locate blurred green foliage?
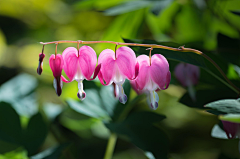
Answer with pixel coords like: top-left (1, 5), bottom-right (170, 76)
top-left (0, 0), bottom-right (240, 158)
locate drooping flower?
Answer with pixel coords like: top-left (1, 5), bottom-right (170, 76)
top-left (174, 63), bottom-right (200, 101)
top-left (60, 46), bottom-right (100, 100)
top-left (174, 63), bottom-right (200, 87)
top-left (130, 54), bottom-right (171, 110)
top-left (222, 120), bottom-right (240, 139)
top-left (49, 54), bottom-right (64, 96)
top-left (37, 53), bottom-right (45, 75)
top-left (98, 46), bottom-right (138, 104)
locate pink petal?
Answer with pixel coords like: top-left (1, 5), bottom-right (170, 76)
top-left (174, 63), bottom-right (200, 87)
top-left (98, 71), bottom-right (108, 86)
top-left (62, 47), bottom-right (79, 81)
top-left (101, 58), bottom-right (116, 85)
top-left (88, 64), bottom-right (101, 81)
top-left (130, 80), bottom-right (142, 95)
top-left (61, 75), bottom-right (71, 83)
top-left (135, 62), bottom-right (139, 78)
top-left (78, 46), bottom-right (97, 80)
top-left (98, 49), bottom-right (116, 85)
top-left (49, 54), bottom-right (63, 78)
top-left (135, 55), bottom-right (150, 90)
top-left (37, 53), bottom-right (45, 75)
top-left (98, 49), bottom-right (115, 64)
top-left (150, 54), bottom-right (170, 90)
top-left (116, 46), bottom-right (137, 80)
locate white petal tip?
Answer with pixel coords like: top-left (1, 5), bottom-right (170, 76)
top-left (119, 94), bottom-right (127, 104)
top-left (150, 102), bottom-right (158, 110)
top-left (77, 92), bottom-right (86, 101)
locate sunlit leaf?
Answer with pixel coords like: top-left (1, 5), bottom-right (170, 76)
top-left (219, 114), bottom-right (240, 123)
top-left (67, 88), bottom-right (109, 119)
top-left (67, 80), bottom-right (139, 121)
top-left (150, 0), bottom-right (173, 16)
top-left (205, 98), bottom-right (240, 114)
top-left (104, 1), bottom-right (151, 16)
top-left (0, 74), bottom-right (38, 117)
top-left (0, 148), bottom-right (28, 159)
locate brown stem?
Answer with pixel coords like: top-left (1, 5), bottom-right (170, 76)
top-left (146, 47), bottom-right (153, 66)
top-left (55, 43), bottom-right (58, 56)
top-left (41, 44), bottom-right (45, 54)
top-left (40, 40), bottom-right (240, 94)
top-left (115, 44), bottom-right (118, 60)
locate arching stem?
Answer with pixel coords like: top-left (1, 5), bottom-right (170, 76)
top-left (40, 40), bottom-right (240, 94)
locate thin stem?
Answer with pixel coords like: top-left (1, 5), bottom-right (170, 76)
top-left (147, 47), bottom-right (153, 66)
top-left (104, 133), bottom-right (117, 159)
top-left (55, 43), bottom-right (58, 56)
top-left (115, 44), bottom-right (118, 60)
top-left (40, 40), bottom-right (240, 94)
top-left (201, 54), bottom-right (240, 93)
top-left (41, 44), bottom-right (45, 54)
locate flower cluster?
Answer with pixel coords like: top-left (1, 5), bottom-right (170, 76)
top-left (38, 45), bottom-right (171, 109)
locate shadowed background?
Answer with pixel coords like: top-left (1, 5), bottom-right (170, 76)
top-left (0, 0), bottom-right (240, 159)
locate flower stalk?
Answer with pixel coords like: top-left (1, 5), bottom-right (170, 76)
top-left (104, 133), bottom-right (117, 159)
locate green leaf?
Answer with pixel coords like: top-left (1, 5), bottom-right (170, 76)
top-left (104, 1), bottom-right (152, 16)
top-left (205, 98), bottom-right (240, 114)
top-left (230, 10), bottom-right (240, 16)
top-left (106, 111), bottom-right (168, 159)
top-left (0, 148), bottom-right (28, 159)
top-left (211, 124), bottom-right (228, 139)
top-left (0, 102), bottom-right (22, 144)
top-left (0, 73), bottom-right (38, 117)
top-left (180, 88), bottom-right (236, 109)
top-left (217, 33), bottom-right (240, 66)
top-left (67, 81), bottom-right (140, 121)
top-left (67, 89), bottom-right (109, 119)
top-left (0, 102), bottom-right (47, 156)
top-left (0, 141), bottom-right (21, 154)
top-left (206, 109), bottom-right (227, 116)
top-left (150, 0), bottom-right (173, 16)
top-left (22, 113), bottom-right (48, 156)
top-left (219, 114), bottom-right (240, 123)
top-left (31, 143), bottom-right (69, 159)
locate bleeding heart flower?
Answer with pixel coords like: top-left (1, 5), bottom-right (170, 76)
top-left (174, 63), bottom-right (200, 101)
top-left (221, 120), bottom-right (240, 153)
top-left (174, 63), bottom-right (199, 87)
top-left (131, 54), bottom-right (171, 110)
top-left (37, 53), bottom-right (45, 75)
top-left (222, 120), bottom-right (240, 139)
top-left (60, 46), bottom-right (100, 100)
top-left (98, 46), bottom-right (138, 104)
top-left (49, 54), bottom-right (64, 96)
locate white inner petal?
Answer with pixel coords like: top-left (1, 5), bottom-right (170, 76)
top-left (77, 80), bottom-right (86, 100)
top-left (113, 65), bottom-right (125, 85)
top-left (53, 78), bottom-right (63, 90)
top-left (146, 91), bottom-right (159, 110)
top-left (116, 84), bottom-right (127, 104)
top-left (74, 65), bottom-right (85, 81)
top-left (144, 78), bottom-right (158, 92)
